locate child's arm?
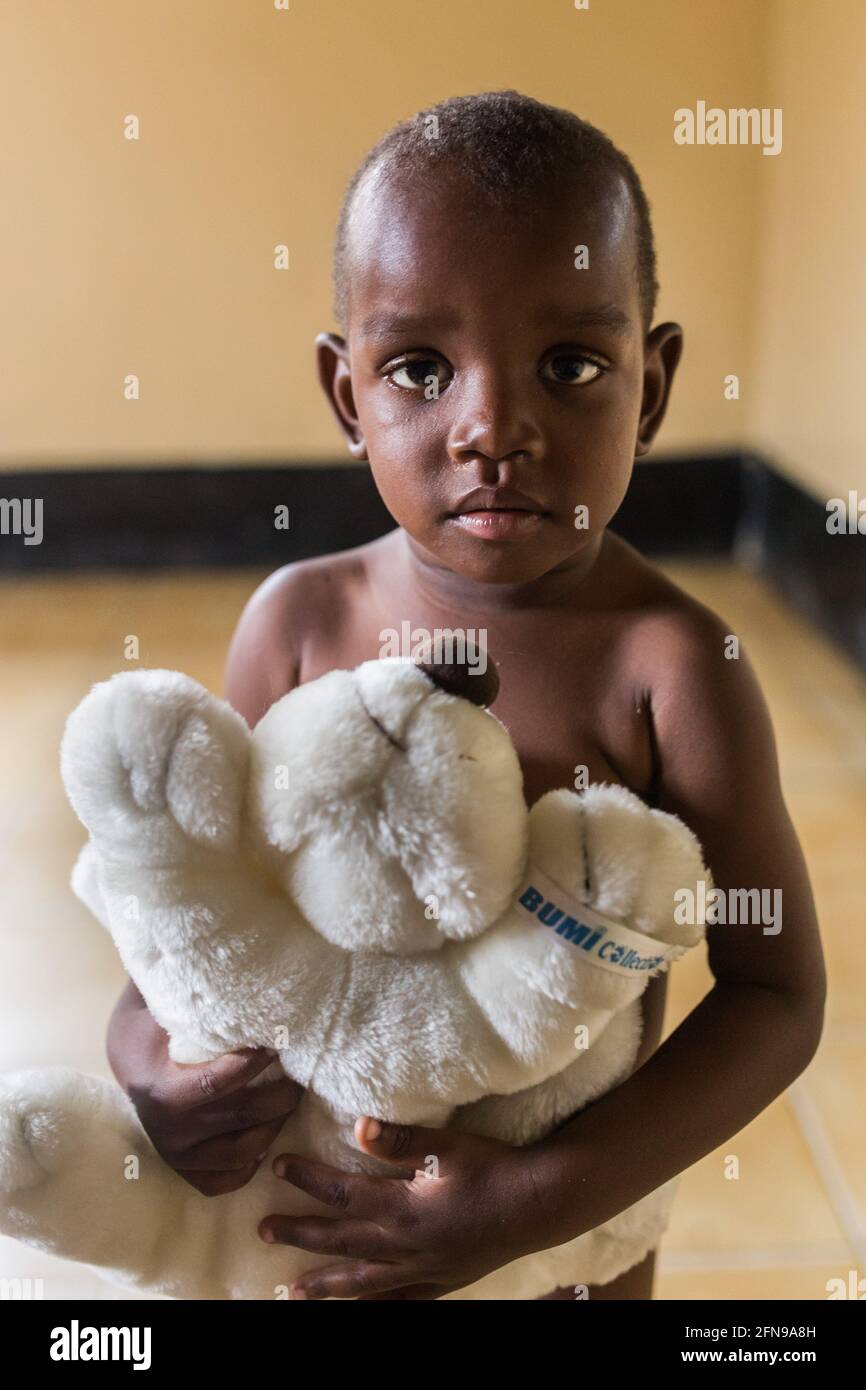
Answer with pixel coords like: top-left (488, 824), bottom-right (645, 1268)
top-left (259, 611), bottom-right (826, 1300)
top-left (523, 613), bottom-right (826, 1236)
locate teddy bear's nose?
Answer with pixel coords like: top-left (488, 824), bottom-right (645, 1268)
top-left (415, 646), bottom-right (499, 708)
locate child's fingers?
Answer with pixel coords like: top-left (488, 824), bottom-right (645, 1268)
top-left (172, 1119), bottom-right (284, 1172)
top-left (163, 1046), bottom-right (281, 1110)
top-left (356, 1284), bottom-right (442, 1300)
top-left (353, 1115), bottom-right (469, 1171)
top-left (258, 1215), bottom-right (395, 1259)
top-left (286, 1261), bottom-right (409, 1301)
top-left (271, 1152), bottom-right (399, 1221)
top-left (151, 1083), bottom-right (299, 1158)
top-left (190, 1077), bottom-right (303, 1135)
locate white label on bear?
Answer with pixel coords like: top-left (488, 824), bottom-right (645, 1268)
top-left (516, 863), bottom-right (686, 978)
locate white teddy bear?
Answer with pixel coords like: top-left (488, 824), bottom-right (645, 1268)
top-left (0, 655), bottom-right (710, 1300)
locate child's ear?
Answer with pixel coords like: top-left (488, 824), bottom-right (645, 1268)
top-left (314, 331), bottom-right (368, 461)
top-left (635, 321), bottom-right (683, 458)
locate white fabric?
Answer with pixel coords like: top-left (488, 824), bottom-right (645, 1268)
top-left (0, 662), bottom-right (710, 1299)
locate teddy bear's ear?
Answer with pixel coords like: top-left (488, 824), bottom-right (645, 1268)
top-left (163, 703), bottom-right (251, 852)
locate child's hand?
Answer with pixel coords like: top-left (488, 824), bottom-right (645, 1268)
top-left (107, 980), bottom-right (303, 1196)
top-left (259, 1119), bottom-right (561, 1299)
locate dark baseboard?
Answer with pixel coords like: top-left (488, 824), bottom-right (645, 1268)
top-left (613, 453), bottom-right (743, 556)
top-left (0, 466), bottom-right (395, 573)
top-left (736, 455), bottom-right (866, 674)
top-left (0, 452), bottom-right (863, 672)
top-left (0, 454), bottom-right (743, 572)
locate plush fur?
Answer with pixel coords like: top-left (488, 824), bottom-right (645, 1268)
top-left (0, 660), bottom-right (711, 1299)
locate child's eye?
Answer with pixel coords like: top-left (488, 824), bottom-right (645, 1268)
top-left (386, 358), bottom-right (452, 394)
top-left (542, 354), bottom-right (605, 386)
top-left (383, 352), bottom-right (605, 393)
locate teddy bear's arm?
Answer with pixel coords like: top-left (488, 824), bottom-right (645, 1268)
top-left (446, 788), bottom-right (709, 1099)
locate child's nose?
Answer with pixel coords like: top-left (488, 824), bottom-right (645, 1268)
top-left (447, 371), bottom-right (544, 467)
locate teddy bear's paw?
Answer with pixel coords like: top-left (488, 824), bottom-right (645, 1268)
top-left (528, 784), bottom-right (652, 914)
top-left (637, 807), bottom-right (711, 947)
top-left (61, 669), bottom-right (250, 855)
top-left (0, 1070), bottom-right (166, 1266)
top-left (528, 785), bottom-right (709, 949)
top-left (0, 1069), bottom-right (134, 1203)
top-left (578, 784), bottom-right (709, 946)
top-left (0, 1083), bottom-right (52, 1199)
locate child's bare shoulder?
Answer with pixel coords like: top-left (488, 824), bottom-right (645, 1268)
top-left (612, 540), bottom-right (822, 1008)
top-left (610, 538), bottom-right (779, 820)
top-left (608, 536), bottom-right (741, 680)
top-left (223, 541), bottom-right (376, 724)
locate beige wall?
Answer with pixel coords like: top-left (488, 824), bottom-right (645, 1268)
top-left (0, 0), bottom-right (859, 501)
top-left (751, 0), bottom-right (866, 499)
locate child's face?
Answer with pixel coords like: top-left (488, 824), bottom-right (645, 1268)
top-left (318, 165), bottom-right (682, 586)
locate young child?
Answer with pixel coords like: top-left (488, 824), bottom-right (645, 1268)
top-left (106, 90), bottom-right (826, 1301)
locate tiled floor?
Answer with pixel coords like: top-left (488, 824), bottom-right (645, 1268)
top-left (0, 561), bottom-right (863, 1301)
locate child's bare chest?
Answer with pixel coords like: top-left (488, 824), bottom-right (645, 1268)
top-left (296, 555), bottom-right (657, 811)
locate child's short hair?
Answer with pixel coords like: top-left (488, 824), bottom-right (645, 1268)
top-left (332, 88), bottom-right (658, 336)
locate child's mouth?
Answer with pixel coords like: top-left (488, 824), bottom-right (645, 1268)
top-left (449, 508), bottom-right (549, 540)
top-left (448, 487), bottom-right (551, 540)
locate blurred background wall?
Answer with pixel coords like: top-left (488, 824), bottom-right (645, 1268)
top-left (1, 0), bottom-right (863, 499)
